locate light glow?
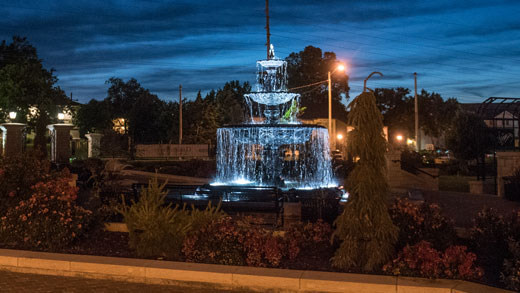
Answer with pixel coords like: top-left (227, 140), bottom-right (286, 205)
top-left (8, 112), bottom-right (16, 120)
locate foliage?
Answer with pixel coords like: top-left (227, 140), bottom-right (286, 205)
top-left (74, 99), bottom-right (112, 136)
top-left (0, 170), bottom-right (92, 250)
top-left (332, 91), bottom-right (398, 271)
top-left (389, 197), bottom-right (457, 251)
top-left (285, 46), bottom-right (349, 121)
top-left (501, 240), bottom-right (520, 291)
top-left (0, 151), bottom-right (54, 214)
top-left (183, 218), bottom-right (332, 268)
top-left (182, 216), bottom-right (246, 265)
top-left (284, 220), bottom-right (333, 259)
top-left (117, 177), bottom-right (224, 260)
top-left (0, 36), bottom-right (71, 151)
top-left (470, 208), bottom-right (520, 286)
top-left (374, 88), bottom-right (459, 146)
top-left (383, 241), bottom-right (484, 280)
top-left (504, 167), bottom-right (520, 201)
top-left (446, 111), bottom-right (495, 162)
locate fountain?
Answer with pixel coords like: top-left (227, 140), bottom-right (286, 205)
top-left (211, 45), bottom-right (336, 190)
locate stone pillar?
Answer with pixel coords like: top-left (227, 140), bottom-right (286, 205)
top-left (283, 202), bottom-right (301, 228)
top-left (497, 152), bottom-right (520, 197)
top-left (47, 124), bottom-right (74, 164)
top-left (85, 133), bottom-right (103, 158)
top-left (0, 123), bottom-right (27, 156)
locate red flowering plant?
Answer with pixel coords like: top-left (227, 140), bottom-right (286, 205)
top-left (284, 219), bottom-right (333, 260)
top-left (389, 197), bottom-right (457, 251)
top-left (383, 241), bottom-right (484, 280)
top-left (0, 151), bottom-right (53, 214)
top-left (183, 216), bottom-right (304, 268)
top-left (0, 169), bottom-right (92, 251)
top-left (182, 216), bottom-right (246, 265)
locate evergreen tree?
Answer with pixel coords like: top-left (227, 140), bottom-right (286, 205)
top-left (332, 91), bottom-right (398, 271)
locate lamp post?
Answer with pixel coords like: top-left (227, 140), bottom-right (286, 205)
top-left (328, 64), bottom-right (345, 147)
top-left (363, 71), bottom-right (383, 92)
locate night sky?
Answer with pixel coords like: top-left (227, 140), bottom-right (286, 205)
top-left (2, 0), bottom-right (520, 104)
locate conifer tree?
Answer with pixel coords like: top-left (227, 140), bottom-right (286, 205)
top-left (332, 91), bottom-right (398, 271)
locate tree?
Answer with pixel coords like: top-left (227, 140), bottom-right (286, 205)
top-left (74, 99), bottom-right (112, 136)
top-left (0, 36), bottom-right (69, 152)
top-left (446, 111), bottom-right (495, 162)
top-left (286, 46), bottom-right (349, 122)
top-left (374, 88), bottom-right (459, 146)
top-left (374, 87), bottom-right (414, 139)
top-left (332, 91), bottom-right (397, 271)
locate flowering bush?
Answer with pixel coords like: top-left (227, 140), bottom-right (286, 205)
top-left (284, 220), bottom-right (333, 259)
top-left (502, 240), bottom-right (520, 291)
top-left (0, 152), bottom-right (53, 213)
top-left (182, 216), bottom-right (322, 268)
top-left (0, 170), bottom-right (92, 250)
top-left (383, 241), bottom-right (483, 280)
top-left (389, 197), bottom-right (457, 250)
top-left (182, 216), bottom-right (246, 265)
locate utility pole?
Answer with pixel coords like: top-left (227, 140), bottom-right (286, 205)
top-left (179, 85), bottom-right (182, 145)
top-left (414, 73), bottom-right (420, 152)
top-left (265, 0), bottom-right (270, 60)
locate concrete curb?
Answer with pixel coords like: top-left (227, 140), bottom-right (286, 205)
top-left (0, 249), bottom-right (511, 293)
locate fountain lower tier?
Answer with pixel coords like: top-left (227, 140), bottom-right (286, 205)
top-left (214, 124), bottom-right (336, 189)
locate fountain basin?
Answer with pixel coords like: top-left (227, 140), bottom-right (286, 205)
top-left (215, 124), bottom-right (335, 189)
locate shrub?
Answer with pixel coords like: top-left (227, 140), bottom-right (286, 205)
top-left (183, 216), bottom-right (246, 265)
top-left (384, 241), bottom-right (483, 280)
top-left (389, 197), bottom-right (457, 251)
top-left (0, 170), bottom-right (92, 250)
top-left (504, 167), bottom-right (520, 201)
top-left (501, 240), bottom-right (520, 291)
top-left (183, 216), bottom-right (309, 268)
top-left (117, 177), bottom-right (224, 260)
top-left (0, 151), bottom-right (52, 213)
top-left (285, 220), bottom-right (333, 259)
top-left (470, 208), bottom-right (509, 263)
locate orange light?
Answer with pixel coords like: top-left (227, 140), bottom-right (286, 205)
top-left (396, 135), bottom-right (403, 141)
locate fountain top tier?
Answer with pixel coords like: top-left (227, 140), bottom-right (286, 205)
top-left (245, 45), bottom-right (300, 108)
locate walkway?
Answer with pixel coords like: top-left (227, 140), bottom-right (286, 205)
top-left (0, 270), bottom-right (239, 293)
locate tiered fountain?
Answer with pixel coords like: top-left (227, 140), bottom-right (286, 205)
top-left (211, 45), bottom-right (336, 191)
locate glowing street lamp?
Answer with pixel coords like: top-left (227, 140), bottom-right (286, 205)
top-left (396, 134), bottom-right (403, 142)
top-left (57, 113), bottom-right (65, 121)
top-left (337, 133), bottom-right (344, 140)
top-left (8, 112), bottom-right (17, 120)
top-left (328, 63), bottom-right (346, 145)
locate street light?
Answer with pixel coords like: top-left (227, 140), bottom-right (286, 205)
top-left (396, 134), bottom-right (403, 142)
top-left (328, 64), bottom-right (346, 147)
top-left (337, 133), bottom-right (343, 140)
top-left (8, 112), bottom-right (17, 120)
top-left (57, 113), bottom-right (65, 121)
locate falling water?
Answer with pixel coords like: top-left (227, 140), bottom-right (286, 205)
top-left (213, 45), bottom-right (336, 189)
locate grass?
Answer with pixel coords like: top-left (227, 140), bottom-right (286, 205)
top-left (438, 175), bottom-right (474, 193)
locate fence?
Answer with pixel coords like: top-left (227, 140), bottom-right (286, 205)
top-left (135, 144), bottom-right (209, 159)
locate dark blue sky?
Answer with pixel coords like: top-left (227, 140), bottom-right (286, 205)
top-left (2, 0), bottom-right (520, 104)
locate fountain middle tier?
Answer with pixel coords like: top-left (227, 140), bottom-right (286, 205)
top-left (215, 124), bottom-right (336, 189)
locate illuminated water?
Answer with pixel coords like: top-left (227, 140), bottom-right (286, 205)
top-left (213, 45), bottom-right (335, 189)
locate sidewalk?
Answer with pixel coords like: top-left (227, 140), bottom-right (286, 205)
top-left (0, 270), bottom-right (236, 292)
